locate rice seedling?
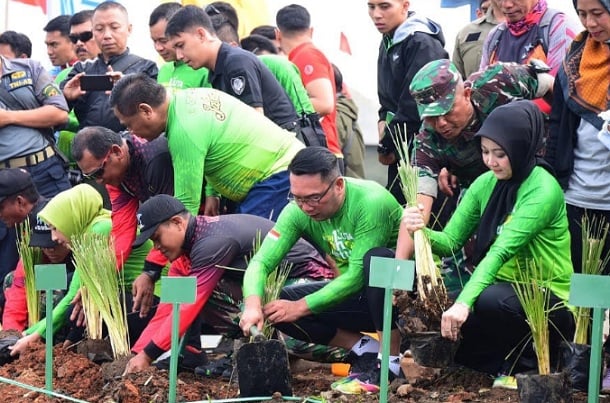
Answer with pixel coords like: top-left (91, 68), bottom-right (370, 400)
top-left (573, 214), bottom-right (610, 344)
top-left (393, 126), bottom-right (448, 316)
top-left (70, 233), bottom-right (130, 358)
top-left (16, 219), bottom-right (42, 327)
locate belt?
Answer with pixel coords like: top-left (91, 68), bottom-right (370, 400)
top-left (1, 145), bottom-right (55, 168)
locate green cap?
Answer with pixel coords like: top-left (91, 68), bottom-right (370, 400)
top-left (409, 59), bottom-right (460, 118)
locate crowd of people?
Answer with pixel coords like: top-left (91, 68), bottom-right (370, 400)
top-left (0, 0), bottom-right (608, 397)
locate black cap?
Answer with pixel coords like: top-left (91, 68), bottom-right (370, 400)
top-left (0, 168), bottom-right (35, 203)
top-left (133, 194), bottom-right (187, 248)
top-left (29, 200), bottom-right (55, 248)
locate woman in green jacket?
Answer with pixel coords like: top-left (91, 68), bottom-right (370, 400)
top-left (10, 184), bottom-right (153, 355)
top-left (402, 101), bottom-right (574, 380)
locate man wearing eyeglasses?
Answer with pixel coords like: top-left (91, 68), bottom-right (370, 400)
top-left (69, 10), bottom-right (101, 63)
top-left (240, 146), bottom-right (405, 389)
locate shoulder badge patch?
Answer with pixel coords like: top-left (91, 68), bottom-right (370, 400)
top-left (230, 76), bottom-right (245, 95)
top-left (42, 83), bottom-right (61, 97)
top-left (304, 64), bottom-right (314, 75)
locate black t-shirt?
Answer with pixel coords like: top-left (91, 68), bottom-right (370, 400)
top-left (209, 43), bottom-right (298, 127)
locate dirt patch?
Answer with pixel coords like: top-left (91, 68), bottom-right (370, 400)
top-left (0, 340), bottom-right (607, 402)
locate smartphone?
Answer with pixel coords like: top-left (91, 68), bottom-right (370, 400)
top-left (80, 74), bottom-right (114, 91)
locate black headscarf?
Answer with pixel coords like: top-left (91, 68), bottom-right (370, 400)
top-left (472, 100), bottom-right (552, 264)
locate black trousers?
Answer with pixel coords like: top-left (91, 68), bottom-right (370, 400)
top-left (455, 282), bottom-right (574, 375)
top-left (273, 247), bottom-right (398, 345)
top-left (566, 204), bottom-right (610, 275)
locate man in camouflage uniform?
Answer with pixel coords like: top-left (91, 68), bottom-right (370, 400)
top-left (395, 59), bottom-right (554, 274)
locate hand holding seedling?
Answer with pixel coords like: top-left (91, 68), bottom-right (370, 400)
top-left (401, 205), bottom-right (425, 234)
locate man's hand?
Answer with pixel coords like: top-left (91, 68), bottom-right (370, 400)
top-left (239, 296), bottom-right (264, 336)
top-left (9, 333), bottom-right (41, 356)
top-left (440, 303), bottom-right (470, 342)
top-left (62, 72), bottom-right (87, 101)
top-left (378, 152), bottom-right (397, 166)
top-left (132, 273), bottom-right (155, 318)
top-left (69, 290), bottom-right (85, 326)
top-left (438, 168), bottom-right (458, 197)
top-left (123, 352), bottom-right (152, 375)
top-left (263, 299), bottom-right (309, 324)
top-left (203, 196), bottom-right (220, 216)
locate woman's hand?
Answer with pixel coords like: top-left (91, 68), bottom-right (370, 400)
top-left (401, 205), bottom-right (425, 234)
top-left (441, 303), bottom-right (470, 341)
top-left (9, 333), bottom-right (41, 356)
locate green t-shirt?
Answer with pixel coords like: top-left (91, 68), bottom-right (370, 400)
top-left (157, 61), bottom-right (210, 90)
top-left (259, 54), bottom-right (315, 115)
top-left (243, 178), bottom-right (403, 313)
top-left (166, 88), bottom-right (304, 214)
top-left (27, 185), bottom-right (152, 336)
top-left (427, 166), bottom-right (573, 308)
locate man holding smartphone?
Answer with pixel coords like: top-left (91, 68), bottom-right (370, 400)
top-left (60, 1), bottom-right (157, 132)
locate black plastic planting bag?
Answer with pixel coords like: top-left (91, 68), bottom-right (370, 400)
top-left (0, 335), bottom-right (19, 365)
top-left (560, 341), bottom-right (602, 391)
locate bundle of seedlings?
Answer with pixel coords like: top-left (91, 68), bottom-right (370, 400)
top-left (70, 233), bottom-right (129, 359)
top-left (16, 219), bottom-right (42, 327)
top-left (513, 260), bottom-right (571, 402)
top-left (563, 214), bottom-right (610, 390)
top-left (394, 134), bottom-right (448, 322)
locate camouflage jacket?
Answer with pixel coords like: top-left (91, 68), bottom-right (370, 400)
top-left (415, 62), bottom-right (540, 198)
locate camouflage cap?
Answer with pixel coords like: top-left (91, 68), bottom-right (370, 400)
top-left (409, 59), bottom-right (460, 118)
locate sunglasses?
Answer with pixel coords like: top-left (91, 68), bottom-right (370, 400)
top-left (82, 152), bottom-right (110, 180)
top-left (69, 31), bottom-right (93, 44)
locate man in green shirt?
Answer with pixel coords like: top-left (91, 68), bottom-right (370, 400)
top-left (109, 73), bottom-right (304, 220)
top-left (149, 3), bottom-right (210, 90)
top-left (240, 147), bottom-right (404, 390)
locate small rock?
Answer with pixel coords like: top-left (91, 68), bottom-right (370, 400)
top-left (396, 383), bottom-right (414, 397)
top-left (400, 356), bottom-right (441, 383)
top-left (447, 391), bottom-right (477, 402)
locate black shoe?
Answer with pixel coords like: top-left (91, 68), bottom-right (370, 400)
top-left (346, 352), bottom-right (378, 379)
top-left (194, 356), bottom-right (233, 378)
top-left (154, 345), bottom-right (208, 373)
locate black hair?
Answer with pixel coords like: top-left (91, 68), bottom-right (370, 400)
top-left (211, 14), bottom-right (239, 44)
top-left (332, 63), bottom-right (343, 94)
top-left (72, 126), bottom-right (122, 161)
top-left (240, 34), bottom-right (278, 55)
top-left (94, 1), bottom-right (128, 16)
top-left (4, 185), bottom-right (40, 204)
top-left (479, 0), bottom-right (488, 7)
top-left (69, 10), bottom-right (94, 27)
top-left (43, 15), bottom-right (71, 37)
top-left (109, 73), bottom-right (166, 117)
top-left (276, 4), bottom-right (310, 34)
top-left (166, 5), bottom-right (214, 37)
top-left (149, 2), bottom-right (182, 27)
top-left (0, 31), bottom-right (32, 58)
top-left (205, 1), bottom-right (239, 32)
top-left (288, 147), bottom-right (340, 181)
top-left (250, 25), bottom-right (276, 41)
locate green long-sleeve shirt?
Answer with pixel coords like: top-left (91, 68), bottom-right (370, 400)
top-left (427, 166), bottom-right (573, 308)
top-left (243, 178), bottom-right (402, 313)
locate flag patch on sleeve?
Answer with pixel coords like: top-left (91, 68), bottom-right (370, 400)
top-left (268, 228), bottom-right (280, 241)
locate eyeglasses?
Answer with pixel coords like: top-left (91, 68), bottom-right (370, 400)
top-left (69, 31), bottom-right (93, 44)
top-left (82, 152), bottom-right (110, 180)
top-left (287, 176), bottom-right (338, 206)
